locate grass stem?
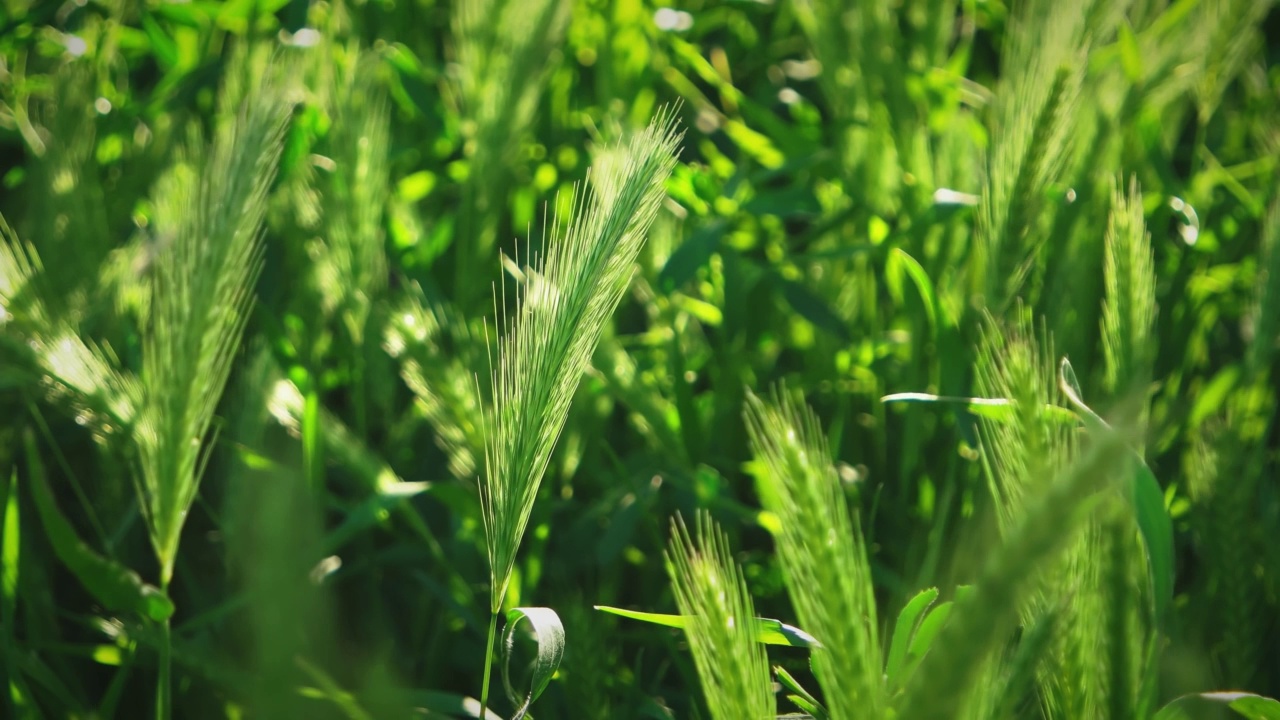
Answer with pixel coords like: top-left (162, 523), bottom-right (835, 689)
top-left (479, 609), bottom-right (498, 720)
top-left (156, 578), bottom-right (172, 720)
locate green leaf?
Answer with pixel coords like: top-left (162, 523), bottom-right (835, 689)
top-left (885, 588), bottom-right (938, 688)
top-left (1155, 692), bottom-right (1280, 720)
top-left (399, 690), bottom-right (506, 720)
top-left (501, 607), bottom-right (565, 720)
top-left (884, 248), bottom-right (940, 333)
top-left (659, 220), bottom-right (724, 291)
top-left (1, 466), bottom-right (23, 716)
top-left (321, 481), bottom-right (433, 553)
top-left (741, 186), bottom-right (822, 218)
top-left (140, 13), bottom-right (178, 70)
top-left (901, 600), bottom-right (954, 683)
top-left (150, 2), bottom-right (219, 28)
top-left (23, 431), bottom-right (174, 622)
top-left (778, 278), bottom-right (851, 342)
top-left (774, 665), bottom-right (827, 719)
top-left (881, 392), bottom-right (1079, 425)
top-left (593, 605), bottom-right (821, 648)
top-left (1116, 21), bottom-right (1144, 83)
top-left (1058, 358), bottom-right (1174, 624)
top-left (1, 468), bottom-right (17, 606)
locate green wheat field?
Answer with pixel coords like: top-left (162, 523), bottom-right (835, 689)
top-left (1, 0), bottom-right (1278, 718)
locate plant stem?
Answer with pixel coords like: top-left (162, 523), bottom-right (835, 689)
top-left (156, 576), bottom-right (172, 720)
top-left (479, 609), bottom-right (498, 720)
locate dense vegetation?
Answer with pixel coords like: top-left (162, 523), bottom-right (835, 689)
top-left (1, 0), bottom-right (1278, 718)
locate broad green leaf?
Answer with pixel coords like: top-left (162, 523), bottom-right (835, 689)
top-left (1228, 695), bottom-right (1280, 719)
top-left (150, 2), bottom-right (220, 28)
top-left (1059, 358), bottom-right (1174, 624)
top-left (501, 607), bottom-right (565, 720)
top-left (722, 119), bottom-right (785, 169)
top-left (671, 292), bottom-right (723, 326)
top-left (1116, 21), bottom-right (1144, 83)
top-left (140, 13), bottom-right (178, 70)
top-left (23, 432), bottom-right (174, 623)
top-left (594, 605), bottom-right (821, 648)
top-left (741, 186), bottom-right (823, 219)
top-left (1155, 692), bottom-right (1280, 720)
top-left (1188, 365), bottom-right (1240, 429)
top-left (885, 588), bottom-right (938, 687)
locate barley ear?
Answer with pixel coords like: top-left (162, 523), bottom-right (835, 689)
top-left (666, 512), bottom-right (776, 720)
top-left (480, 110), bottom-right (682, 613)
top-left (744, 385), bottom-right (883, 716)
top-left (133, 52), bottom-right (292, 583)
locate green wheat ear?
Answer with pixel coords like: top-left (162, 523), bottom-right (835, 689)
top-left (666, 512), bottom-right (776, 720)
top-left (133, 53), bottom-right (293, 585)
top-left (479, 109), bottom-right (682, 615)
top-left (744, 386), bottom-right (883, 717)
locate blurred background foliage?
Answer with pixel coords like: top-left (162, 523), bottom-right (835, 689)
top-left (0, 0), bottom-right (1277, 717)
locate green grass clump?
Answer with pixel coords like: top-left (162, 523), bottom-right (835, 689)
top-left (0, 0), bottom-right (1277, 718)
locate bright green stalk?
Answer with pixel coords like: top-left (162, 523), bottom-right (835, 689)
top-left (665, 512), bottom-right (775, 720)
top-left (478, 110), bottom-right (681, 712)
top-left (744, 386), bottom-right (883, 718)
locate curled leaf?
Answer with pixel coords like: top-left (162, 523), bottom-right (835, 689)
top-left (501, 607), bottom-right (565, 720)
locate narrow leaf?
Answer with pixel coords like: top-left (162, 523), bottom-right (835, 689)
top-left (24, 431), bottom-right (174, 622)
top-left (775, 665), bottom-right (827, 718)
top-left (1059, 358), bottom-right (1174, 624)
top-left (885, 588), bottom-right (938, 687)
top-left (885, 248), bottom-right (939, 333)
top-left (1155, 692), bottom-right (1280, 720)
top-left (593, 605), bottom-right (821, 648)
top-left (881, 392), bottom-right (1079, 425)
top-left (778, 277), bottom-right (851, 342)
top-left (900, 601), bottom-right (955, 683)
